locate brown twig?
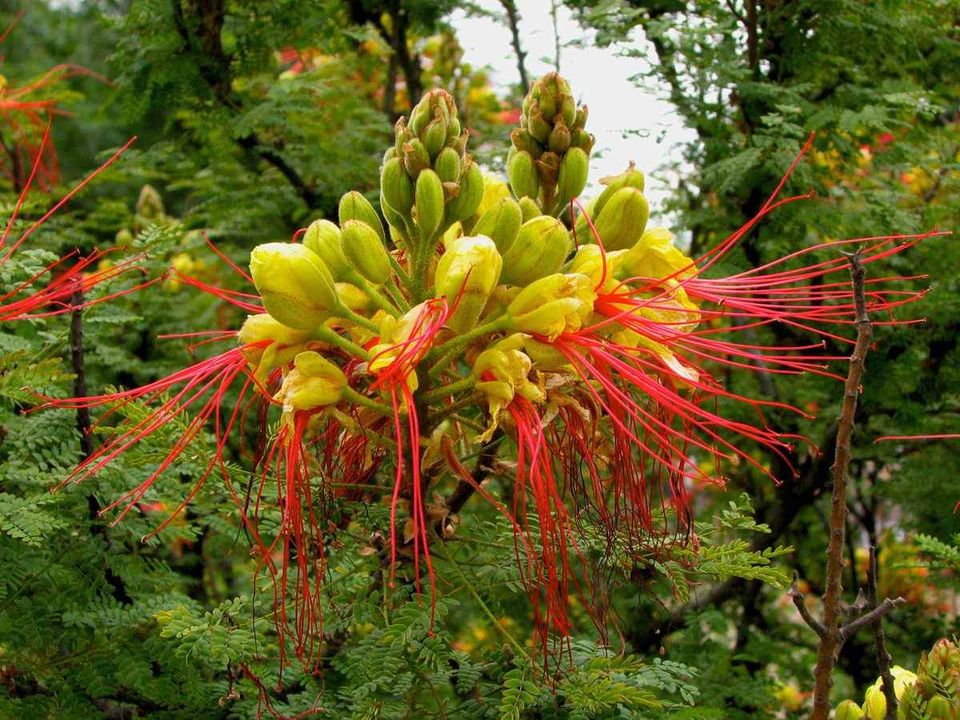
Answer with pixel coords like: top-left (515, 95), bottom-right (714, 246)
top-left (789, 577), bottom-right (826, 638)
top-left (444, 433), bottom-right (503, 517)
top-left (867, 546), bottom-right (899, 719)
top-left (810, 251), bottom-right (872, 719)
top-left (499, 0), bottom-right (529, 90)
top-left (71, 287), bottom-right (131, 606)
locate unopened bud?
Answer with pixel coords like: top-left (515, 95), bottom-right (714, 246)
top-left (136, 184), bottom-right (165, 220)
top-left (444, 160), bottom-right (484, 223)
top-left (303, 219), bottom-right (350, 281)
top-left (471, 197), bottom-right (522, 254)
top-left (339, 191), bottom-right (385, 244)
top-left (594, 163), bottom-right (645, 217)
top-left (340, 220), bottom-right (392, 286)
top-left (501, 216), bottom-right (571, 286)
top-left (508, 150), bottom-right (540, 201)
top-left (402, 139), bottom-right (431, 177)
top-left (518, 197), bottom-right (540, 223)
top-left (381, 157), bottom-right (414, 214)
top-left (414, 169), bottom-right (445, 240)
top-left (593, 186), bottom-right (649, 251)
top-left (250, 242), bottom-right (339, 330)
top-left (548, 118), bottom-right (571, 154)
top-left (555, 147), bottom-right (589, 206)
top-left (435, 236), bottom-right (502, 333)
top-left (434, 147), bottom-right (462, 183)
top-left (834, 700), bottom-right (864, 720)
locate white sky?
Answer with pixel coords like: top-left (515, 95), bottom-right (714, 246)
top-left (452, 0), bottom-right (695, 220)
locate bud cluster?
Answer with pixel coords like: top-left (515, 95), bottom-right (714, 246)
top-left (507, 72), bottom-right (594, 216)
top-left (382, 89), bottom-right (484, 254)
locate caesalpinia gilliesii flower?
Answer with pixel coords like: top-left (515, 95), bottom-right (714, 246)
top-left (44, 74), bottom-right (947, 669)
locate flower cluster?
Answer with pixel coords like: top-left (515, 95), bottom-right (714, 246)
top-left (48, 73), bottom-right (939, 669)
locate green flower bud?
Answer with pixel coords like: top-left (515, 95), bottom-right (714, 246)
top-left (414, 169), bottom-right (445, 240)
top-left (339, 191), bottom-right (385, 244)
top-left (380, 196), bottom-right (410, 242)
top-left (518, 197), bottom-right (541, 223)
top-left (506, 272), bottom-right (596, 340)
top-left (136, 184), bottom-right (165, 220)
top-left (835, 700), bottom-right (864, 720)
top-left (925, 695), bottom-right (954, 720)
top-left (508, 150), bottom-right (540, 201)
top-left (446, 115), bottom-right (461, 142)
top-left (510, 128), bottom-right (542, 157)
top-left (594, 162), bottom-right (645, 216)
top-left (593, 186), bottom-right (649, 251)
top-left (275, 350), bottom-right (347, 417)
top-left (535, 151), bottom-right (561, 189)
top-left (527, 105), bottom-right (551, 144)
top-left (249, 242), bottom-right (339, 330)
top-left (444, 160), bottom-right (484, 223)
top-left (402, 138), bottom-right (431, 178)
top-left (471, 197), bottom-right (522, 254)
top-left (303, 219), bottom-right (350, 281)
top-left (341, 219), bottom-right (392, 285)
top-left (573, 129), bottom-right (595, 154)
top-left (434, 147), bottom-right (462, 183)
top-left (556, 147), bottom-right (589, 206)
top-left (435, 236), bottom-right (502, 333)
top-left (423, 117), bottom-right (448, 158)
top-left (335, 282), bottom-right (370, 313)
top-left (381, 157), bottom-right (414, 214)
top-left (501, 216), bottom-right (572, 286)
top-left (548, 118), bottom-right (571, 154)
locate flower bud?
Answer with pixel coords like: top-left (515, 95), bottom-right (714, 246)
top-left (136, 184), bottom-right (165, 220)
top-left (834, 700), bottom-right (864, 720)
top-left (340, 220), bottom-right (392, 285)
top-left (423, 117), bottom-right (448, 158)
top-left (501, 216), bottom-right (572, 286)
top-left (335, 282), bottom-right (371, 313)
top-left (595, 163), bottom-right (645, 215)
top-left (518, 197), bottom-right (540, 223)
top-left (414, 169), bottom-right (445, 240)
top-left (381, 157), bottom-right (414, 213)
top-left (555, 147), bottom-right (589, 206)
top-left (444, 160), bottom-right (484, 223)
top-left (339, 191), bottom-right (385, 244)
top-left (862, 685), bottom-right (886, 720)
top-left (402, 139), bottom-right (431, 178)
top-left (508, 150), bottom-right (540, 201)
top-left (435, 236), bottom-right (502, 333)
top-left (434, 147), bottom-right (461, 183)
top-left (507, 273), bottom-right (596, 340)
top-left (275, 350), bottom-right (347, 417)
top-left (249, 242), bottom-right (339, 330)
top-left (471, 197), bottom-right (522, 254)
top-left (548, 118), bottom-right (571, 154)
top-left (303, 219), bottom-right (350, 281)
top-left (526, 105), bottom-right (551, 144)
top-left (593, 186), bottom-right (649, 251)
top-left (618, 227), bottom-right (695, 282)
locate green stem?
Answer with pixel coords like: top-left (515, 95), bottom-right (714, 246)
top-left (353, 276), bottom-right (400, 315)
top-left (388, 254), bottom-right (411, 288)
top-left (342, 386), bottom-right (394, 416)
top-left (314, 325), bottom-right (370, 360)
top-left (427, 314), bottom-right (510, 379)
top-left (339, 305), bottom-right (381, 334)
top-left (441, 551), bottom-right (532, 663)
top-left (383, 279), bottom-right (411, 312)
top-left (419, 374), bottom-right (476, 403)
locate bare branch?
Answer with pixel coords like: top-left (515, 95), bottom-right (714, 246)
top-left (789, 578), bottom-right (826, 638)
top-left (810, 251), bottom-right (872, 720)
